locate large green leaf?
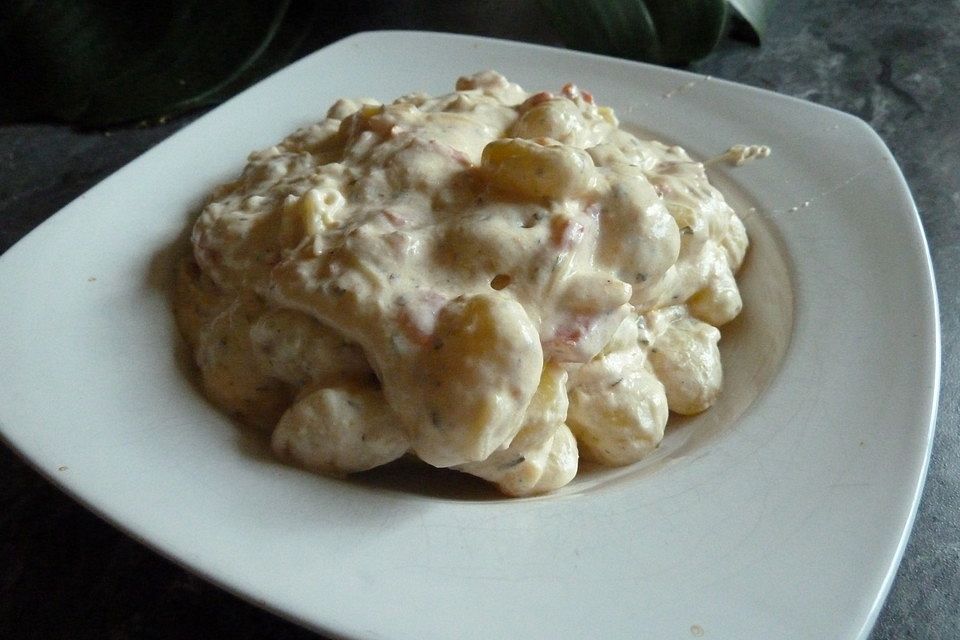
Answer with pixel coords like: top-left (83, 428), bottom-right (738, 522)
top-left (541, 0), bottom-right (661, 62)
top-left (727, 0), bottom-right (776, 42)
top-left (540, 0), bottom-right (728, 66)
top-left (0, 0), bottom-right (300, 126)
top-left (643, 0), bottom-right (730, 64)
top-left (0, 0), bottom-right (776, 127)
top-left (540, 0), bottom-right (777, 65)
top-left (203, 0), bottom-right (323, 109)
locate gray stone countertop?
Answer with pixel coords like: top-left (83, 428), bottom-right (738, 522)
top-left (1, 1), bottom-right (956, 638)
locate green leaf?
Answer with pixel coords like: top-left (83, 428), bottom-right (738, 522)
top-left (540, 0), bottom-right (779, 64)
top-left (0, 0), bottom-right (777, 127)
top-left (0, 0), bottom-right (296, 127)
top-left (540, 0), bottom-right (729, 66)
top-left (727, 0), bottom-right (777, 42)
top-left (541, 0), bottom-right (661, 62)
top-left (200, 0), bottom-right (324, 108)
top-left (643, 0), bottom-right (729, 64)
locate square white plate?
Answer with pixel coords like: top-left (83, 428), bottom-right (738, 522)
top-left (0, 31), bottom-right (939, 639)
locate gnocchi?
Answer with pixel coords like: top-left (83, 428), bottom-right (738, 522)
top-left (175, 72), bottom-right (752, 496)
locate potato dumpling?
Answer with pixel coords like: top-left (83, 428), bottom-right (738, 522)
top-left (177, 71), bottom-right (751, 495)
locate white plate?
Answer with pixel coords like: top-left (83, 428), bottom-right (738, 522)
top-left (0, 31), bottom-right (940, 639)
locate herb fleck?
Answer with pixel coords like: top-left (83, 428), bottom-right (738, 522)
top-left (501, 455), bottom-right (526, 469)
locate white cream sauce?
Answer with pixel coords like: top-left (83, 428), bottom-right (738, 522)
top-left (175, 72), bottom-right (750, 496)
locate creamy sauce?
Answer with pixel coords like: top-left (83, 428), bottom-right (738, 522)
top-left (707, 144), bottom-right (771, 167)
top-left (174, 72), bottom-right (750, 496)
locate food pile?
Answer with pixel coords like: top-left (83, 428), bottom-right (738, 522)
top-left (175, 72), bottom-right (748, 496)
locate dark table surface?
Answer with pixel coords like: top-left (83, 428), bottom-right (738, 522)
top-left (2, 1), bottom-right (957, 638)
